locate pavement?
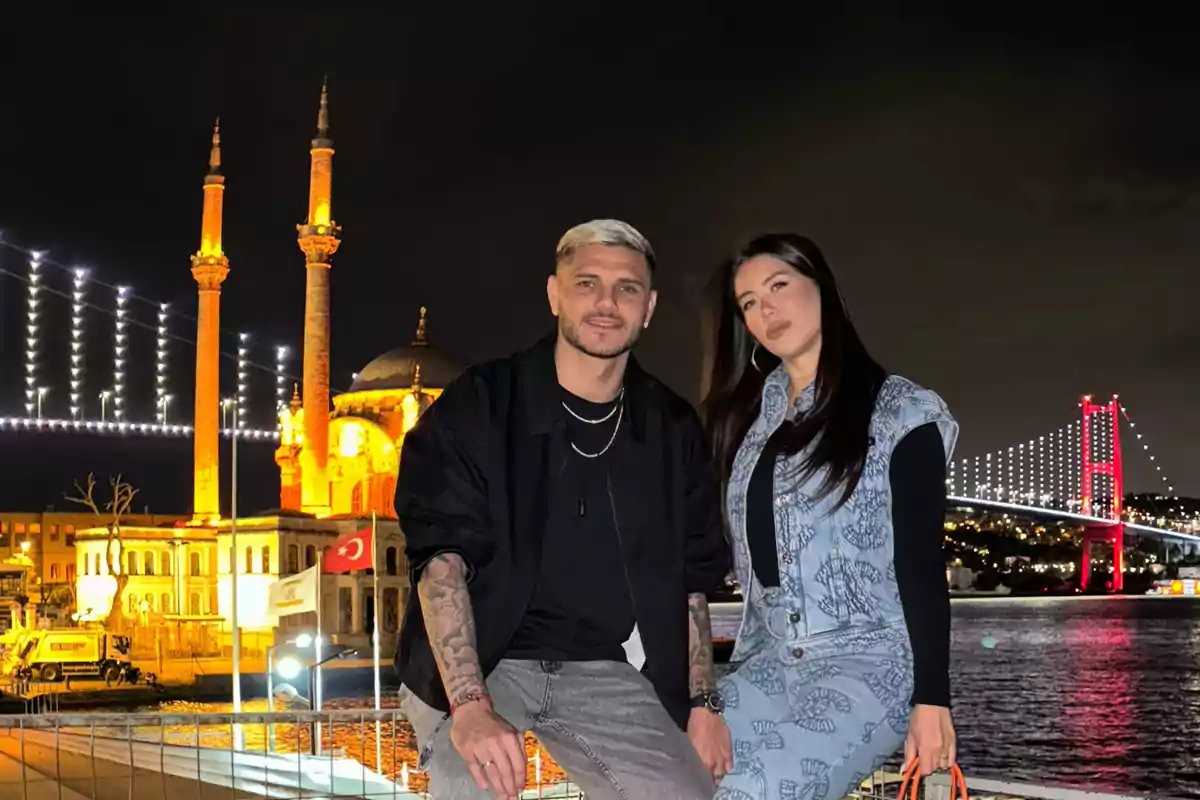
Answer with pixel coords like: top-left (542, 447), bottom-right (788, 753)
top-left (0, 730), bottom-right (198, 800)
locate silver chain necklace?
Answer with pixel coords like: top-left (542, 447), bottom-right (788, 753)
top-left (562, 388), bottom-right (625, 459)
top-left (561, 387), bottom-right (624, 424)
top-left (569, 402), bottom-right (624, 458)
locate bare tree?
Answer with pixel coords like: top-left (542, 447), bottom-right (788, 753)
top-left (65, 473), bottom-right (139, 631)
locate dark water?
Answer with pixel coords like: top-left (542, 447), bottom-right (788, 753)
top-left (950, 596), bottom-right (1200, 798)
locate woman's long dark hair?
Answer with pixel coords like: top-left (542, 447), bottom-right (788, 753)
top-left (701, 233), bottom-right (886, 509)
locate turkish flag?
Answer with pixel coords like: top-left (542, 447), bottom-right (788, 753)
top-left (322, 527), bottom-right (374, 573)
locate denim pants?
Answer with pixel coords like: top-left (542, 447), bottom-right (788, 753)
top-left (400, 658), bottom-right (715, 799)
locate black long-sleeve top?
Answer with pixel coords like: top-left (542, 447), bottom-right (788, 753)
top-left (745, 421), bottom-right (951, 707)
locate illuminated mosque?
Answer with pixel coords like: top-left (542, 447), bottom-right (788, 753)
top-left (71, 84), bottom-right (463, 653)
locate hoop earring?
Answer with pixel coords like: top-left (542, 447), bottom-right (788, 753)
top-left (750, 342), bottom-right (761, 372)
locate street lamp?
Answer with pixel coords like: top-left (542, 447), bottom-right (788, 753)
top-left (99, 390), bottom-right (111, 422)
top-left (220, 398), bottom-right (233, 431)
top-left (266, 636), bottom-right (356, 754)
top-left (230, 397), bottom-right (242, 747)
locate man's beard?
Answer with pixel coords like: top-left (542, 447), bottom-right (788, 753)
top-left (560, 315), bottom-right (643, 359)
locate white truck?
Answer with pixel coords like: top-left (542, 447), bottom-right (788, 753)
top-left (6, 629), bottom-right (138, 683)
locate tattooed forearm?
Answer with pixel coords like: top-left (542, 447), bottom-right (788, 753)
top-left (687, 592), bottom-right (716, 696)
top-left (417, 553), bottom-right (486, 707)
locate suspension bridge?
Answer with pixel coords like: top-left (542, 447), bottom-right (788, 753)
top-left (945, 392), bottom-right (1200, 590)
top-left (1, 238), bottom-right (1197, 582)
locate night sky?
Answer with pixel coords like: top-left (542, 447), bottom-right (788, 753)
top-left (1, 11), bottom-right (1197, 513)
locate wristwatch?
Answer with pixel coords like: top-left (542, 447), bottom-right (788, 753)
top-left (689, 689), bottom-right (725, 714)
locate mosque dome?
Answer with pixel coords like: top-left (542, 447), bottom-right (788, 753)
top-left (347, 307), bottom-right (466, 393)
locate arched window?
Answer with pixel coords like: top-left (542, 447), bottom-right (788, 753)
top-left (305, 545), bottom-right (317, 569)
top-left (245, 546), bottom-right (254, 575)
top-left (50, 563), bottom-right (59, 581)
top-left (261, 546), bottom-right (271, 574)
top-left (385, 547), bottom-right (398, 576)
top-left (190, 551), bottom-right (202, 577)
top-left (144, 553), bottom-right (155, 576)
top-left (382, 475), bottom-right (397, 517)
top-left (161, 552), bottom-right (172, 576)
top-left (351, 481), bottom-right (365, 515)
top-left (287, 544), bottom-right (300, 574)
top-left (126, 550), bottom-right (139, 576)
top-left (94, 553), bottom-right (102, 575)
top-left (189, 593), bottom-right (201, 615)
top-left (161, 593), bottom-right (171, 613)
top-left (82, 555), bottom-right (89, 576)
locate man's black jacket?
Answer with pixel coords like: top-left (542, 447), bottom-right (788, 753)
top-left (393, 333), bottom-right (730, 730)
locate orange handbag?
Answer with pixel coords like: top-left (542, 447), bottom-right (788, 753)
top-left (897, 760), bottom-right (968, 799)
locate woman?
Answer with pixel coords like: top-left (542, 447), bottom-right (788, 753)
top-left (700, 234), bottom-right (958, 799)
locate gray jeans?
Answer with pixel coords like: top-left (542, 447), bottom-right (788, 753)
top-left (399, 659), bottom-right (715, 799)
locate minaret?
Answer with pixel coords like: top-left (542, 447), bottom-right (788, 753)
top-left (297, 80), bottom-right (341, 516)
top-left (190, 119), bottom-right (229, 525)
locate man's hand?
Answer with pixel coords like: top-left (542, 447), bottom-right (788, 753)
top-left (903, 704), bottom-right (956, 777)
top-left (449, 699), bottom-right (527, 797)
top-left (687, 707), bottom-right (733, 782)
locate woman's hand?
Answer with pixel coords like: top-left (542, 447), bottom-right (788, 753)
top-left (688, 708), bottom-right (734, 782)
top-left (904, 704), bottom-right (956, 777)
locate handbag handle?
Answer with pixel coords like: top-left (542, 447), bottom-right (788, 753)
top-left (897, 759), bottom-right (968, 800)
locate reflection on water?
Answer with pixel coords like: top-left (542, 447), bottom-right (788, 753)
top-left (952, 596), bottom-right (1200, 799)
top-left (105, 596), bottom-right (1198, 797)
top-left (126, 697), bottom-right (568, 795)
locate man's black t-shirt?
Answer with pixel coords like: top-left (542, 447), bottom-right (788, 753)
top-left (505, 386), bottom-right (636, 662)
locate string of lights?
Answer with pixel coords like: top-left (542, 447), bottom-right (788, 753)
top-left (25, 254), bottom-right (42, 417)
top-left (1032, 438), bottom-right (1041, 506)
top-left (1058, 425), bottom-right (1069, 511)
top-left (0, 415), bottom-right (280, 439)
top-left (237, 332), bottom-right (249, 429)
top-left (1119, 403), bottom-right (1176, 495)
top-left (1017, 441), bottom-right (1025, 504)
top-left (275, 346), bottom-right (290, 428)
top-left (70, 268), bottom-right (87, 419)
top-left (156, 303), bottom-right (170, 424)
top-left (1075, 422), bottom-right (1084, 510)
top-left (113, 286), bottom-right (128, 421)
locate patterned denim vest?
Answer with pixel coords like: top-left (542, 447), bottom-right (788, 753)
top-left (726, 368), bottom-right (958, 663)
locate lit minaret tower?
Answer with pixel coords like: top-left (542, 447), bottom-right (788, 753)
top-left (297, 80), bottom-right (341, 515)
top-left (190, 119), bottom-right (229, 525)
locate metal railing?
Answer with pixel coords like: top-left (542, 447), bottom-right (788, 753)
top-left (0, 710), bottom-right (1165, 800)
top-left (0, 710), bottom-right (426, 799)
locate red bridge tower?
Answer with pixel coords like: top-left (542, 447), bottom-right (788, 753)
top-left (1079, 394), bottom-right (1125, 592)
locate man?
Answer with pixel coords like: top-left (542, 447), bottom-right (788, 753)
top-left (395, 219), bottom-right (733, 799)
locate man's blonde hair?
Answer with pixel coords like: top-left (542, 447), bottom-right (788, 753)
top-left (555, 219), bottom-right (656, 273)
